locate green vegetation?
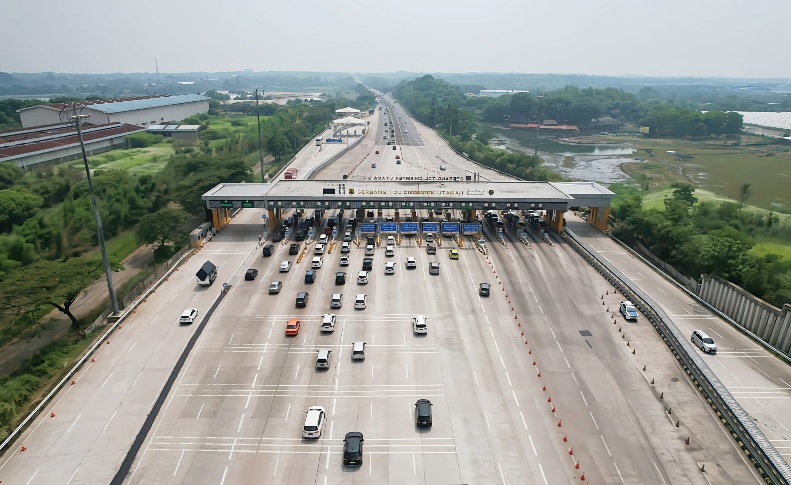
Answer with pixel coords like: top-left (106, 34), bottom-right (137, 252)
top-left (612, 183), bottom-right (791, 308)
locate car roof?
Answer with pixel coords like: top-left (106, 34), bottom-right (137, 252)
top-left (356, 293), bottom-right (366, 298)
top-left (345, 431), bottom-right (363, 439)
top-left (287, 318), bottom-right (299, 323)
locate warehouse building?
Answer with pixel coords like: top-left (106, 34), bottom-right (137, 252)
top-left (17, 94), bottom-right (209, 128)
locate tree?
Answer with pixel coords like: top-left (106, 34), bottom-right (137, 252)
top-left (738, 183), bottom-right (751, 210)
top-left (137, 209), bottom-right (188, 250)
top-left (0, 187), bottom-right (44, 233)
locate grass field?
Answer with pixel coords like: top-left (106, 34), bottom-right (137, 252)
top-left (750, 240), bottom-right (791, 261)
top-left (71, 143), bottom-right (174, 175)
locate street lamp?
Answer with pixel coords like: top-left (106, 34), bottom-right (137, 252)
top-left (71, 103), bottom-right (119, 315)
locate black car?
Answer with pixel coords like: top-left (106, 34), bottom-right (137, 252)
top-left (335, 272), bottom-right (346, 285)
top-left (305, 270), bottom-right (316, 284)
top-left (244, 268), bottom-right (259, 281)
top-left (479, 283), bottom-right (491, 297)
top-left (343, 432), bottom-right (364, 466)
top-left (272, 231), bottom-right (284, 242)
top-left (296, 291), bottom-right (310, 308)
top-left (262, 244), bottom-right (274, 257)
top-left (366, 235), bottom-right (375, 246)
top-left (289, 243), bottom-right (300, 255)
top-left (415, 399), bottom-right (433, 427)
top-left (362, 258), bottom-right (373, 272)
top-left (294, 230), bottom-right (306, 242)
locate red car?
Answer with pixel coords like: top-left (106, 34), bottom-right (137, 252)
top-left (285, 318), bottom-right (301, 336)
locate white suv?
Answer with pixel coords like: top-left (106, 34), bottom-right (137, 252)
top-left (405, 257), bottom-right (417, 269)
top-left (321, 314), bottom-right (336, 332)
top-left (302, 406), bottom-right (326, 438)
top-left (412, 315), bottom-right (428, 335)
top-left (355, 294), bottom-right (367, 310)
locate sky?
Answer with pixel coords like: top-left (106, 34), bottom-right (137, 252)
top-left (2, 0), bottom-right (790, 78)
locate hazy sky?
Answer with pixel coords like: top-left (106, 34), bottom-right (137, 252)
top-left (2, 0), bottom-right (789, 78)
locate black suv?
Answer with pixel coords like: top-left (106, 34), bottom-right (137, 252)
top-left (296, 292), bottom-right (310, 308)
top-left (415, 399), bottom-right (433, 427)
top-left (335, 272), bottom-right (346, 285)
top-left (362, 258), bottom-right (373, 271)
top-left (244, 268), bottom-right (259, 280)
top-left (289, 243), bottom-right (300, 255)
top-left (343, 432), bottom-right (364, 466)
top-left (272, 231), bottom-right (284, 242)
top-left (262, 244), bottom-right (274, 257)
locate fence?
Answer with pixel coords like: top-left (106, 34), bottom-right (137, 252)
top-left (628, 240), bottom-right (700, 293)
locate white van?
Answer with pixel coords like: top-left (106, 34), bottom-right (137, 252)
top-left (355, 294), bottom-right (367, 310)
top-left (385, 245), bottom-right (394, 257)
top-left (302, 406), bottom-right (326, 438)
top-left (352, 341), bottom-right (366, 361)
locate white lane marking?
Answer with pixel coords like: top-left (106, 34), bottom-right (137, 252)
top-left (326, 447), bottom-right (331, 470)
top-left (267, 326), bottom-right (273, 340)
top-left (488, 327), bottom-right (495, 338)
top-left (332, 399), bottom-right (336, 416)
top-left (369, 452), bottom-right (372, 475)
top-left (473, 371), bottom-right (479, 387)
top-left (614, 461), bottom-right (626, 484)
top-left (237, 414), bottom-right (245, 433)
top-left (653, 461), bottom-right (669, 485)
top-left (493, 340), bottom-right (500, 353)
top-left (273, 452), bottom-right (279, 476)
top-left (590, 412), bottom-right (599, 430)
top-left (773, 415), bottom-right (789, 432)
top-left (413, 452), bottom-right (417, 474)
top-left (197, 403), bottom-right (204, 420)
top-left (580, 391), bottom-right (589, 407)
top-left (512, 390), bottom-right (520, 407)
top-left (539, 305), bottom-right (544, 314)
top-left (708, 327), bottom-right (724, 339)
top-left (25, 469), bottom-right (39, 485)
top-left (214, 364), bottom-right (221, 379)
top-left (251, 373), bottom-right (258, 389)
top-left (285, 403), bottom-right (291, 422)
top-left (499, 355), bottom-right (506, 368)
top-left (520, 411), bottom-right (528, 430)
top-left (67, 414), bottom-right (81, 434)
top-left (484, 410), bottom-right (491, 430)
top-left (294, 364), bottom-right (300, 379)
top-left (539, 463), bottom-right (548, 485)
top-left (227, 438), bottom-right (236, 460)
top-left (563, 356), bottom-right (571, 369)
top-left (330, 421), bottom-right (334, 440)
top-left (601, 435), bottom-right (612, 456)
top-left (173, 450), bottom-right (185, 476)
top-left (219, 466), bottom-right (228, 485)
top-left (100, 373), bottom-right (113, 388)
top-left (657, 287), bottom-right (667, 295)
top-left (529, 435), bottom-right (537, 456)
top-left (169, 294), bottom-right (178, 302)
top-left (245, 392), bottom-right (252, 409)
top-left (571, 372), bottom-right (578, 384)
top-left (66, 466), bottom-right (80, 485)
top-left (370, 401), bottom-right (373, 420)
top-left (228, 333), bottom-right (235, 345)
top-left (100, 410), bottom-right (117, 434)
top-left (498, 461), bottom-right (506, 485)
top-left (549, 328), bottom-right (556, 339)
top-left (505, 372), bottom-right (512, 387)
top-left (555, 341), bottom-right (564, 354)
top-left (464, 338), bottom-right (469, 350)
top-left (126, 342), bottom-right (137, 354)
top-left (371, 364), bottom-right (374, 379)
top-left (403, 332), bottom-right (406, 345)
top-left (405, 362), bottom-right (409, 379)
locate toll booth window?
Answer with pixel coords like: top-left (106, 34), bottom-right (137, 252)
top-left (323, 188), bottom-right (336, 194)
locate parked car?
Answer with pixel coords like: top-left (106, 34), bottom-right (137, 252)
top-left (296, 292), bottom-right (310, 308)
top-left (619, 301), bottom-right (639, 321)
top-left (415, 399), bottom-right (433, 427)
top-left (285, 318), bottom-right (301, 336)
top-left (280, 261), bottom-right (292, 273)
top-left (245, 268), bottom-right (259, 280)
top-left (179, 308), bottom-right (198, 325)
top-left (269, 281), bottom-right (282, 294)
top-left (479, 283), bottom-right (491, 297)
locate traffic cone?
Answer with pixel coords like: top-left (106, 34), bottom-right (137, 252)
top-left (20, 446), bottom-right (26, 452)
top-left (50, 412), bottom-right (55, 418)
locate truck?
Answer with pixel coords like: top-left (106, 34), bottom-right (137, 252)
top-left (284, 167), bottom-right (298, 180)
top-left (315, 137), bottom-right (322, 146)
top-left (196, 261), bottom-right (217, 286)
top-left (325, 138), bottom-right (343, 143)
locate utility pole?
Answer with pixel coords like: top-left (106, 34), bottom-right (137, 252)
top-left (534, 94), bottom-right (543, 158)
top-left (71, 103), bottom-right (119, 315)
top-left (254, 89), bottom-right (265, 183)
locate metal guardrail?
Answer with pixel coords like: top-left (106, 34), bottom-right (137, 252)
top-left (562, 228), bottom-right (791, 485)
top-left (304, 134), bottom-right (366, 180)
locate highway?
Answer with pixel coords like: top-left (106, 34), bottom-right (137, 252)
top-left (0, 96), bottom-right (781, 484)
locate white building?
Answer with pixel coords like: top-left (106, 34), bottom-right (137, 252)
top-left (18, 94), bottom-right (210, 128)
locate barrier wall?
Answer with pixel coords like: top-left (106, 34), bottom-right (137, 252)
top-left (700, 275), bottom-right (791, 358)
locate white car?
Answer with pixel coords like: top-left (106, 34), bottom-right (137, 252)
top-left (302, 406), bottom-right (326, 438)
top-left (314, 243), bottom-right (325, 255)
top-left (311, 256), bottom-right (323, 269)
top-left (341, 242), bottom-right (351, 253)
top-left (384, 262), bottom-right (396, 274)
top-left (179, 308), bottom-right (198, 324)
top-left (412, 315), bottom-right (428, 335)
top-left (279, 261), bottom-right (292, 272)
top-left (386, 235), bottom-right (395, 245)
top-left (357, 271), bottom-right (369, 284)
top-left (365, 244), bottom-right (375, 256)
top-left (319, 234), bottom-right (328, 244)
top-left (268, 281), bottom-right (282, 294)
top-left (425, 234), bottom-right (434, 243)
top-left (339, 256), bottom-right (350, 267)
top-left (385, 245), bottom-right (394, 257)
top-left (321, 314), bottom-right (336, 332)
top-left (405, 257), bottom-right (417, 269)
top-left (355, 294), bottom-right (367, 310)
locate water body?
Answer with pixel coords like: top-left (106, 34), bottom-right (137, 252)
top-left (738, 112), bottom-right (791, 131)
top-left (490, 133), bottom-right (639, 184)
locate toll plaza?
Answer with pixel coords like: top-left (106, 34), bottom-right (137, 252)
top-left (201, 179), bottom-right (614, 240)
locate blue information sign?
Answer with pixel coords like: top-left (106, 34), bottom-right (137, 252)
top-left (400, 222), bottom-right (419, 233)
top-left (380, 222), bottom-right (397, 233)
top-left (462, 223), bottom-right (480, 235)
top-left (421, 222), bottom-right (439, 233)
top-left (441, 222), bottom-right (460, 234)
top-left (360, 223), bottom-right (377, 233)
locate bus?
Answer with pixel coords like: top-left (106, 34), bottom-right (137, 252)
top-left (284, 167), bottom-right (298, 180)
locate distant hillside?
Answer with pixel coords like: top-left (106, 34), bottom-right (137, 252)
top-left (0, 72), bottom-right (16, 85)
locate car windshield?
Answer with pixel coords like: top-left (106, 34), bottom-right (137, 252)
top-left (703, 337), bottom-right (714, 344)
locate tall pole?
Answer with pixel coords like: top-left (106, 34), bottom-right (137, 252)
top-left (72, 103), bottom-right (119, 314)
top-left (254, 89), bottom-right (266, 183)
top-left (534, 94), bottom-right (543, 158)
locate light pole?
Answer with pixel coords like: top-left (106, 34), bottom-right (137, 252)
top-left (534, 94), bottom-right (543, 158)
top-left (71, 103), bottom-right (119, 315)
top-left (254, 88), bottom-right (265, 183)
